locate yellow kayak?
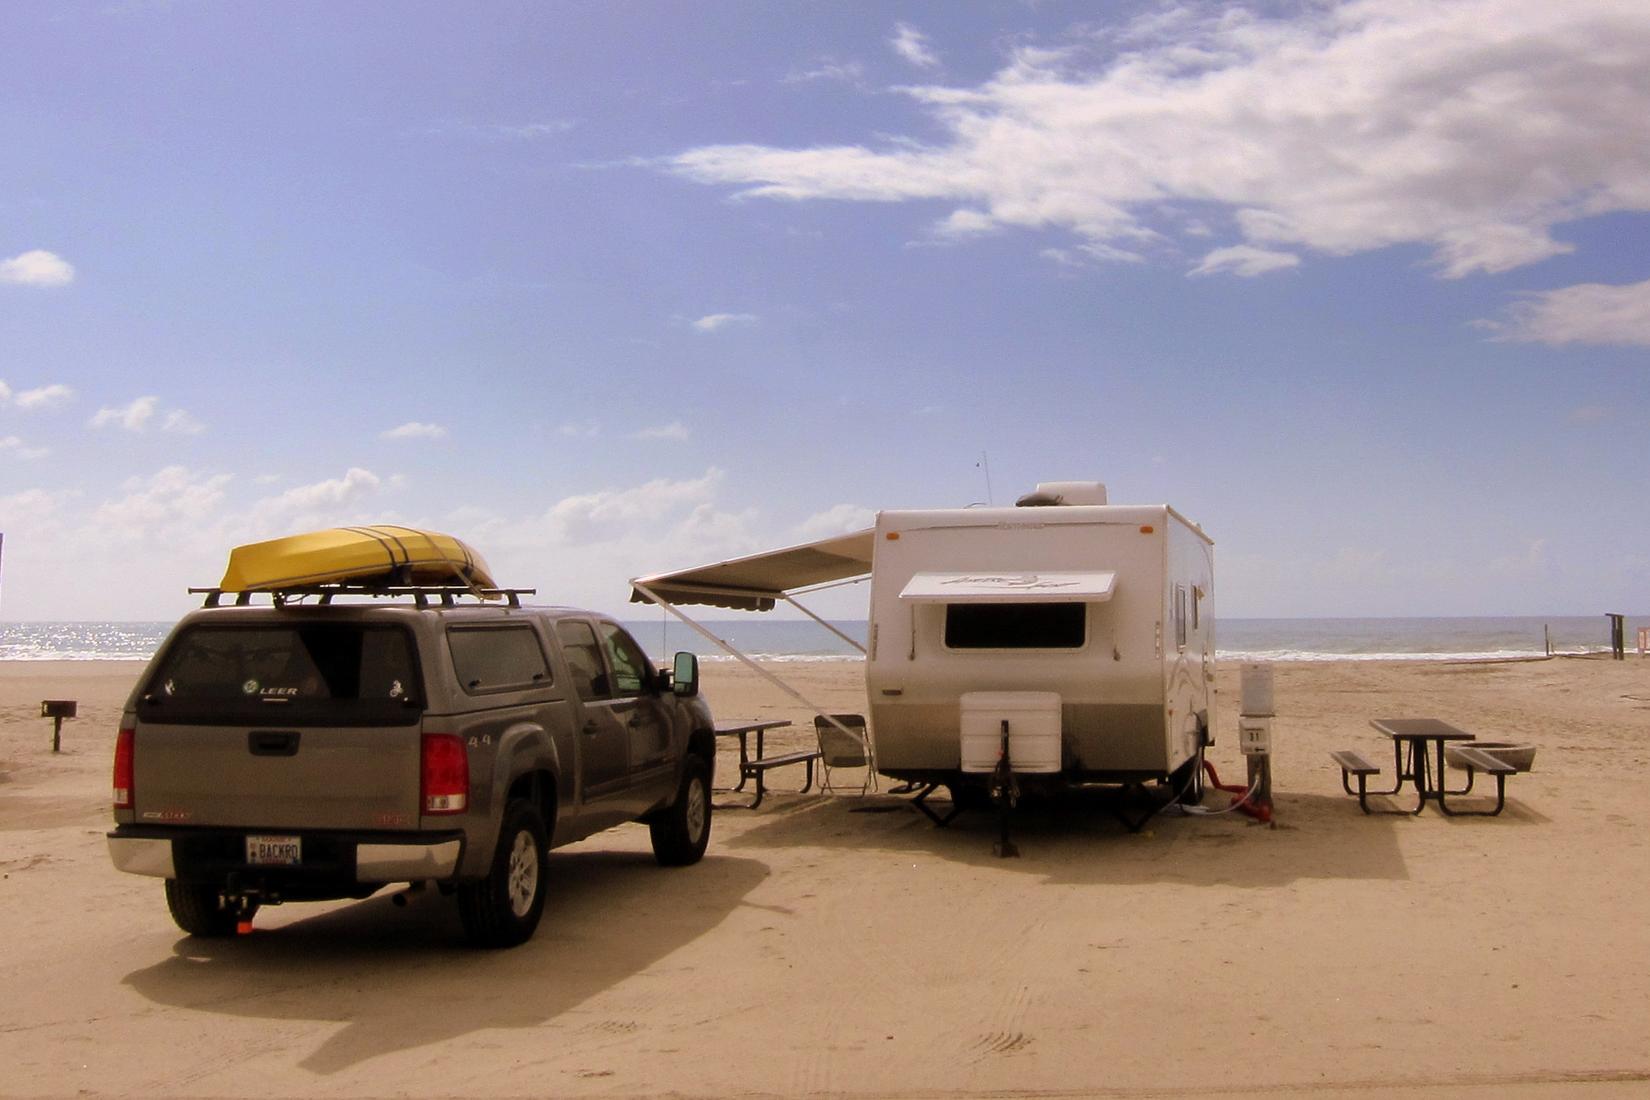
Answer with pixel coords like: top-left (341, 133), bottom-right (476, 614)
top-left (219, 525), bottom-right (496, 591)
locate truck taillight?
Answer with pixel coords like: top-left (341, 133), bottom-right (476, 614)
top-left (421, 733), bottom-right (469, 814)
top-left (113, 727), bottom-right (135, 809)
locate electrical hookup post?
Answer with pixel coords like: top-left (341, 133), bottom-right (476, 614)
top-left (1238, 663), bottom-right (1275, 821)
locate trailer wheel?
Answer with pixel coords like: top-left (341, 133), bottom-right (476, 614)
top-left (164, 879), bottom-right (240, 938)
top-left (458, 799), bottom-right (548, 948)
top-left (1174, 748), bottom-right (1206, 805)
top-left (946, 781), bottom-right (995, 813)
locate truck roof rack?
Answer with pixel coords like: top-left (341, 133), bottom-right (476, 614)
top-left (189, 585), bottom-right (538, 610)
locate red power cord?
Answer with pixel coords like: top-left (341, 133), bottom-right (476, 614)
top-left (1202, 759), bottom-right (1272, 824)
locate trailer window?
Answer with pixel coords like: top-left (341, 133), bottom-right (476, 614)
top-left (944, 603), bottom-right (1085, 649)
top-left (1175, 586), bottom-right (1188, 650)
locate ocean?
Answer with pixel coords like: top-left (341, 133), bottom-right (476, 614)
top-left (0, 616), bottom-right (1637, 663)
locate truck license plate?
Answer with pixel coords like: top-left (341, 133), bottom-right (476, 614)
top-left (246, 835), bottom-right (301, 866)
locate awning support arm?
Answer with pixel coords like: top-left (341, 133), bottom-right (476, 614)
top-left (781, 594), bottom-right (867, 655)
top-left (631, 580), bottom-right (874, 772)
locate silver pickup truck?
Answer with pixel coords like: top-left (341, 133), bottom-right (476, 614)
top-left (108, 594), bottom-right (716, 947)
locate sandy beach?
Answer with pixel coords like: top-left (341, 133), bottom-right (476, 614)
top-left (2, 655), bottom-right (1647, 1098)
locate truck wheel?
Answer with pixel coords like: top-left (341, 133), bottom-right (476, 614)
top-left (164, 879), bottom-right (239, 937)
top-left (458, 800), bottom-right (548, 948)
top-left (650, 755), bottom-right (711, 867)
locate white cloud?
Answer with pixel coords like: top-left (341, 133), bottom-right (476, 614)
top-left (0, 435), bottom-right (50, 460)
top-left (162, 409), bottom-right (205, 435)
top-left (381, 420), bottom-right (450, 440)
top-left (559, 420), bottom-right (602, 438)
top-left (0, 250), bottom-right (75, 288)
top-left (691, 312), bottom-right (757, 332)
top-left (1189, 244), bottom-right (1300, 277)
top-left (13, 383), bottom-right (75, 410)
top-left (635, 421), bottom-right (690, 442)
top-left (891, 23), bottom-right (940, 69)
top-left (666, 2), bottom-right (1650, 278)
top-left (257, 467), bottom-right (383, 521)
top-left (0, 487), bottom-right (67, 526)
top-left (1486, 277), bottom-right (1650, 347)
top-left (94, 466), bottom-right (233, 536)
top-left (89, 396), bottom-right (204, 433)
top-left (796, 503), bottom-right (875, 540)
top-left (536, 470), bottom-right (727, 547)
top-left (90, 396), bottom-right (158, 431)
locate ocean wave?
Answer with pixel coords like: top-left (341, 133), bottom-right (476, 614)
top-left (1215, 647), bottom-right (1609, 663)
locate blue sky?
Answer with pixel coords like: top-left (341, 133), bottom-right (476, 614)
top-left (2, 0), bottom-right (1647, 622)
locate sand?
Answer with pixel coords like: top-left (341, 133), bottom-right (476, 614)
top-left (2, 655), bottom-right (1648, 1099)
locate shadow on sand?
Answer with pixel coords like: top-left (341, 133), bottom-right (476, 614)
top-left (123, 850), bottom-right (768, 1074)
top-left (720, 785), bottom-right (1430, 888)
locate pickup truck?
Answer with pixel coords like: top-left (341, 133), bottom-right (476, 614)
top-left (107, 594), bottom-right (716, 947)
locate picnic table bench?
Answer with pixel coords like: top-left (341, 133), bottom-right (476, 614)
top-left (714, 720), bottom-right (820, 809)
top-left (1331, 718), bottom-right (1521, 816)
top-left (738, 749), bottom-right (822, 809)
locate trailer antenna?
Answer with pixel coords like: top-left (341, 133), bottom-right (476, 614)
top-left (976, 451), bottom-right (994, 506)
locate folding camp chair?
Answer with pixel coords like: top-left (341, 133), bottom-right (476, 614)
top-left (814, 713), bottom-right (877, 796)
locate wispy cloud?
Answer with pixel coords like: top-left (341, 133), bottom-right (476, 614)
top-left (162, 409), bottom-right (205, 435)
top-left (890, 23), bottom-right (939, 69)
top-left (559, 420), bottom-right (602, 438)
top-left (0, 435), bottom-right (50, 460)
top-left (1189, 244), bottom-right (1300, 278)
top-left (12, 383), bottom-right (75, 409)
top-left (634, 421), bottom-right (690, 442)
top-left (783, 58), bottom-right (866, 86)
top-left (666, 2), bottom-right (1650, 279)
top-left (380, 420), bottom-right (449, 440)
top-left (90, 396), bottom-right (205, 433)
top-left (90, 396), bottom-right (159, 432)
top-left (690, 312), bottom-right (757, 332)
top-left (1, 250), bottom-right (75, 288)
top-left (428, 119), bottom-right (576, 141)
top-left (796, 503), bottom-right (875, 540)
top-left (1484, 277), bottom-right (1650, 348)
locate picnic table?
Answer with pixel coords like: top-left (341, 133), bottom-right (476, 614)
top-left (1331, 718), bottom-right (1516, 816)
top-left (713, 719), bottom-right (817, 809)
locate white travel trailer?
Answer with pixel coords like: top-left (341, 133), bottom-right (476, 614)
top-left (631, 481), bottom-right (1215, 803)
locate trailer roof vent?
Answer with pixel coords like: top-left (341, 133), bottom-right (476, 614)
top-left (1016, 481), bottom-right (1108, 507)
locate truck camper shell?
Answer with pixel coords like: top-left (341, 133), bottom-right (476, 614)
top-left (630, 482), bottom-right (1215, 799)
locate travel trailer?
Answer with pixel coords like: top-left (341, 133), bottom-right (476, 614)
top-left (631, 481), bottom-right (1215, 804)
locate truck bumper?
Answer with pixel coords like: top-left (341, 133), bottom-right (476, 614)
top-left (106, 827), bottom-right (465, 885)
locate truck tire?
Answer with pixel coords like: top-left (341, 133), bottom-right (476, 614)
top-left (650, 755), bottom-right (711, 867)
top-left (457, 799), bottom-right (548, 948)
top-left (164, 879), bottom-right (239, 938)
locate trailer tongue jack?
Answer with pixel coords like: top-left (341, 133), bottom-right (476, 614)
top-left (989, 721), bottom-right (1021, 858)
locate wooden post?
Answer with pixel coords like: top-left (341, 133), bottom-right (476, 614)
top-left (41, 700), bottom-right (77, 753)
top-left (1607, 613), bottom-right (1626, 660)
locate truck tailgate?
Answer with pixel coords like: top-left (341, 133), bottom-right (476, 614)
top-left (132, 722), bottom-right (423, 830)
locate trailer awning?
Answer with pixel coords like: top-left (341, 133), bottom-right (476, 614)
top-left (898, 570), bottom-right (1118, 603)
top-left (629, 528), bottom-right (875, 612)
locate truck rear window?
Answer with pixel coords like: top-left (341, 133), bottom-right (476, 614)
top-left (944, 603), bottom-right (1086, 649)
top-left (137, 624), bottom-right (422, 726)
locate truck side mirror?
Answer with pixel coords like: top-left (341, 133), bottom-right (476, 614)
top-left (671, 651), bottom-right (699, 697)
